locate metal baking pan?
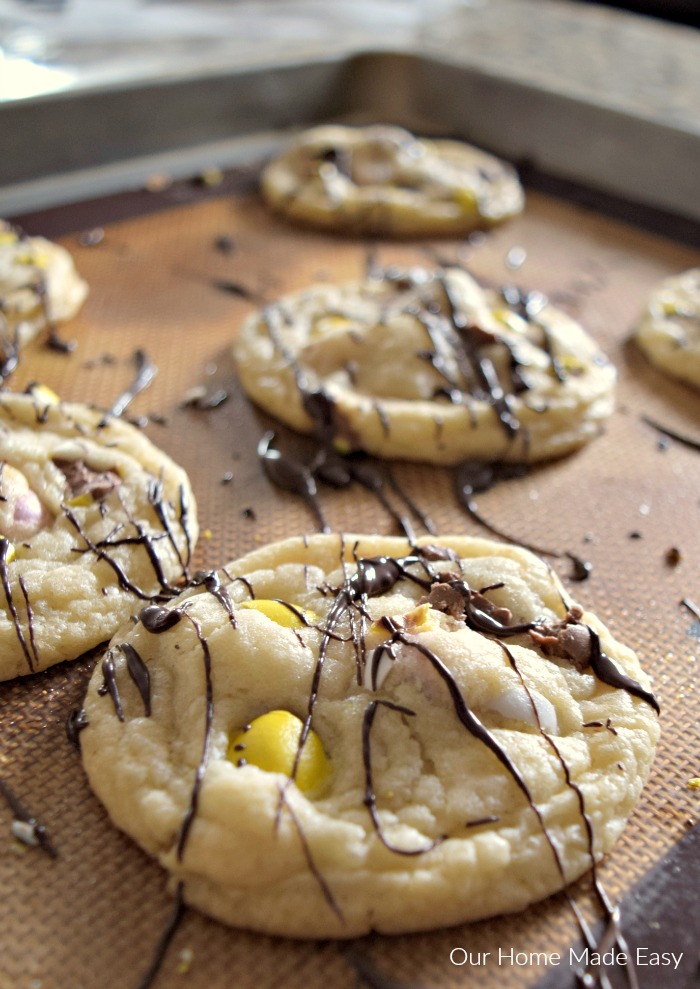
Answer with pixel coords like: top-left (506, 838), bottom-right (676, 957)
top-left (1, 15), bottom-right (700, 989)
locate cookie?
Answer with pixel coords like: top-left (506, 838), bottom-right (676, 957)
top-left (80, 533), bottom-right (658, 938)
top-left (634, 268), bottom-right (700, 389)
top-left (0, 390), bottom-right (198, 681)
top-left (261, 124), bottom-right (524, 236)
top-left (233, 265), bottom-right (616, 464)
top-left (0, 222), bottom-right (88, 368)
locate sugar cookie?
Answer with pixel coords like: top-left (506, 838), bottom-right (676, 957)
top-left (261, 125), bottom-right (524, 236)
top-left (0, 391), bottom-right (197, 681)
top-left (80, 533), bottom-right (658, 938)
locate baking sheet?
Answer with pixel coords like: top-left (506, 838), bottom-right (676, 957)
top-left (1, 172), bottom-right (699, 989)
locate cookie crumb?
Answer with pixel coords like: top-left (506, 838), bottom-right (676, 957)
top-left (176, 947), bottom-right (194, 975)
top-left (78, 228), bottom-right (104, 247)
top-left (665, 547), bottom-right (682, 567)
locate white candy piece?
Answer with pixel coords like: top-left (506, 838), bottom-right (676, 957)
top-left (0, 463), bottom-right (52, 541)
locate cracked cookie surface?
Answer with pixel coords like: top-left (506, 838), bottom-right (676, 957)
top-left (80, 533), bottom-right (658, 938)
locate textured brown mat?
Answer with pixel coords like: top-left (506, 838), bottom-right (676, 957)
top-left (1, 183), bottom-right (699, 989)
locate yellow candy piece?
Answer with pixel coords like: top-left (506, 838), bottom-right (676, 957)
top-left (16, 250), bottom-right (48, 268)
top-left (26, 383), bottom-right (60, 406)
top-left (0, 231), bottom-right (18, 246)
top-left (454, 188), bottom-right (477, 212)
top-left (558, 354), bottom-right (585, 375)
top-left (238, 598), bottom-right (316, 629)
top-left (67, 492), bottom-right (93, 508)
top-left (228, 710), bottom-right (330, 794)
top-left (332, 437), bottom-right (351, 455)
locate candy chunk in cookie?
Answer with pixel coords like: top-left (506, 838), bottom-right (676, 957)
top-left (80, 534), bottom-right (658, 938)
top-left (0, 392), bottom-right (198, 681)
top-left (0, 221), bottom-right (88, 371)
top-left (261, 124), bottom-right (524, 237)
top-left (233, 264), bottom-right (616, 464)
top-left (634, 267), bottom-right (700, 389)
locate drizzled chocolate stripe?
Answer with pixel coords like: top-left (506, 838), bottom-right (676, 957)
top-left (17, 573), bottom-right (40, 670)
top-left (148, 476), bottom-right (190, 581)
top-left (139, 604), bottom-right (184, 633)
top-left (0, 776), bottom-right (57, 858)
top-left (455, 460), bottom-right (592, 582)
top-left (63, 505), bottom-right (166, 601)
top-left (362, 698), bottom-right (443, 855)
top-left (134, 882), bottom-right (186, 989)
top-left (99, 650), bottom-right (124, 721)
top-left (276, 784), bottom-right (344, 923)
top-left (588, 630), bottom-right (660, 714)
top-left (176, 612), bottom-right (214, 862)
top-left (194, 570), bottom-right (237, 629)
top-left (0, 537), bottom-right (35, 673)
top-left (499, 641), bottom-right (635, 989)
top-left (642, 415), bottom-right (700, 453)
top-left (100, 348), bottom-right (157, 427)
top-left (122, 642), bottom-right (151, 716)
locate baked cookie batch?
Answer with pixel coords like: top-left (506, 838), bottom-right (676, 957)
top-left (1, 124), bottom-right (674, 940)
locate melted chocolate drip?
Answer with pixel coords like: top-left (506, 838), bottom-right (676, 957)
top-left (66, 708), bottom-right (89, 747)
top-left (175, 613), bottom-right (213, 862)
top-left (454, 460), bottom-right (593, 581)
top-left (134, 882), bottom-right (186, 989)
top-left (642, 416), bottom-right (700, 453)
top-left (100, 349), bottom-right (157, 426)
top-left (0, 776), bottom-right (57, 858)
top-left (0, 537), bottom-right (35, 673)
top-left (276, 784), bottom-right (344, 923)
top-left (192, 569), bottom-right (237, 629)
top-left (99, 650), bottom-right (124, 721)
top-left (46, 328), bottom-right (76, 354)
top-left (139, 604), bottom-right (184, 633)
top-left (362, 699), bottom-right (444, 855)
top-left (121, 642), bottom-right (152, 716)
top-left (257, 431), bottom-right (329, 533)
top-left (148, 477), bottom-right (190, 581)
top-left (588, 630), bottom-right (660, 714)
top-left (63, 504), bottom-right (178, 603)
top-left (211, 279), bottom-right (256, 301)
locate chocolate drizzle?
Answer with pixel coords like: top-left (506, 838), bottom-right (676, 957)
top-left (362, 698), bottom-right (444, 855)
top-left (175, 612), bottom-right (214, 862)
top-left (0, 537), bottom-right (35, 673)
top-left (0, 776), bottom-right (57, 858)
top-left (642, 415), bottom-right (700, 453)
top-left (134, 882), bottom-right (186, 989)
top-left (455, 460), bottom-right (593, 581)
top-left (587, 629), bottom-right (659, 714)
top-left (139, 604), bottom-right (184, 633)
top-left (99, 650), bottom-right (124, 721)
top-left (121, 642), bottom-right (152, 716)
top-left (100, 349), bottom-right (157, 427)
top-left (254, 268), bottom-right (594, 581)
top-left (66, 707), bottom-right (89, 747)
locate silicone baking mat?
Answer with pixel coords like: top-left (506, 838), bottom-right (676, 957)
top-left (1, 172), bottom-right (699, 989)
